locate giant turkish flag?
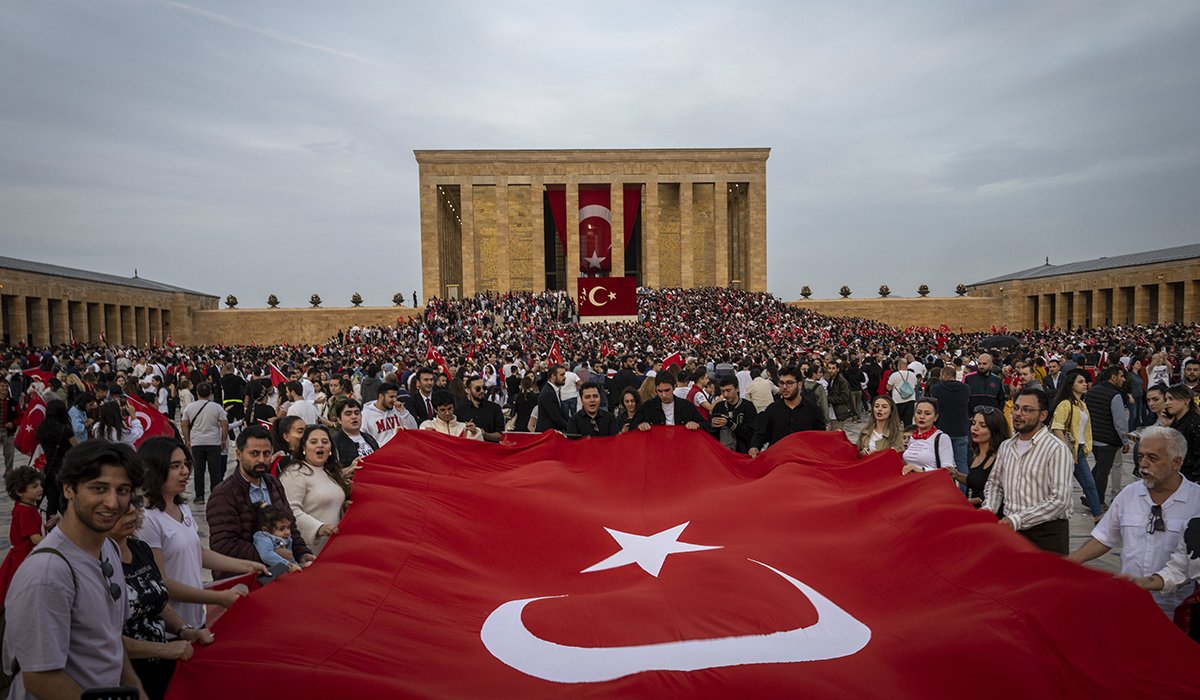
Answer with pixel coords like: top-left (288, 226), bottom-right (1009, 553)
top-left (167, 431), bottom-right (1200, 699)
top-left (578, 276), bottom-right (638, 317)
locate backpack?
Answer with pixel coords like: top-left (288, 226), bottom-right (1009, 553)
top-left (801, 383), bottom-right (820, 406)
top-left (896, 371), bottom-right (916, 400)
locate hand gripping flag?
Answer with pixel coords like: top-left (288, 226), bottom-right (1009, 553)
top-left (125, 393), bottom-right (175, 446)
top-left (167, 431), bottom-right (1200, 699)
top-left (13, 392), bottom-right (46, 456)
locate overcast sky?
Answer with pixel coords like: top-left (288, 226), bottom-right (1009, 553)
top-left (2, 1), bottom-right (1198, 306)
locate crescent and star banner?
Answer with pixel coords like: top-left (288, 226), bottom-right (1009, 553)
top-left (578, 276), bottom-right (638, 317)
top-left (167, 430), bottom-right (1199, 699)
top-left (547, 187), bottom-right (641, 274)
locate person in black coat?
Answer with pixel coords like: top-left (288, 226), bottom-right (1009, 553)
top-left (606, 355), bottom-right (643, 409)
top-left (708, 375), bottom-right (757, 453)
top-left (404, 367), bottom-right (438, 424)
top-left (632, 376), bottom-right (709, 431)
top-left (535, 365), bottom-right (570, 433)
top-left (749, 366), bottom-right (825, 457)
top-left (567, 382), bottom-right (620, 437)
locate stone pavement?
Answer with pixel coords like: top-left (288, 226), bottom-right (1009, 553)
top-left (0, 421), bottom-right (1124, 580)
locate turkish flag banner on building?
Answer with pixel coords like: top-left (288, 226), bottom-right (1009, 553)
top-left (578, 188), bottom-right (612, 274)
top-left (125, 393), bottom-right (175, 446)
top-left (578, 276), bottom-right (638, 317)
top-left (167, 431), bottom-right (1199, 699)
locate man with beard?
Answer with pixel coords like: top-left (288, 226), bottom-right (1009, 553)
top-left (749, 366), bottom-right (825, 457)
top-left (964, 353), bottom-right (1007, 411)
top-left (456, 376), bottom-right (506, 443)
top-left (535, 365), bottom-right (570, 433)
top-left (1070, 427), bottom-right (1200, 614)
top-left (982, 388), bottom-right (1074, 554)
top-left (2, 440), bottom-right (148, 699)
top-left (207, 425), bottom-right (313, 574)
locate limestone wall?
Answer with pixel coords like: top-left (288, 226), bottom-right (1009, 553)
top-left (791, 297), bottom-right (1000, 332)
top-left (191, 307), bottom-right (423, 346)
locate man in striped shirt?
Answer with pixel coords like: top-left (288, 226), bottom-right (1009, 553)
top-left (982, 387), bottom-right (1074, 554)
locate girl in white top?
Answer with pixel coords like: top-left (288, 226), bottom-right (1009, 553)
top-left (901, 398), bottom-right (957, 474)
top-left (279, 425), bottom-right (352, 556)
top-left (93, 400), bottom-right (144, 446)
top-left (137, 437), bottom-right (266, 629)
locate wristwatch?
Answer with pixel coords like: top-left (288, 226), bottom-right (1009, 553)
top-left (177, 624), bottom-right (195, 634)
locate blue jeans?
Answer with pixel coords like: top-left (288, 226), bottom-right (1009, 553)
top-left (560, 396), bottom-right (578, 419)
top-left (1075, 445), bottom-right (1102, 517)
top-left (950, 435), bottom-right (970, 494)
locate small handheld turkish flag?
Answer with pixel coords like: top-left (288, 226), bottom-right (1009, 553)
top-left (426, 341), bottom-right (453, 379)
top-left (269, 362), bottom-right (288, 389)
top-left (168, 431), bottom-right (1200, 698)
top-left (547, 340), bottom-right (564, 367)
top-left (13, 393), bottom-right (46, 456)
top-left (662, 351), bottom-right (685, 371)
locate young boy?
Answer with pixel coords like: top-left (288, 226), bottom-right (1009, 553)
top-left (253, 503), bottom-right (303, 574)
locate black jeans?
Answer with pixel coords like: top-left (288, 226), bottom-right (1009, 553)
top-left (1091, 444), bottom-right (1120, 505)
top-left (1020, 518), bottom-right (1069, 555)
top-left (191, 444), bottom-right (226, 500)
top-left (896, 400), bottom-right (915, 429)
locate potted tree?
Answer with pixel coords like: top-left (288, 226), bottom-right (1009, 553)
top-left (351, 292), bottom-right (363, 307)
top-left (310, 293), bottom-right (322, 308)
top-left (800, 285), bottom-right (812, 299)
top-left (839, 285), bottom-right (852, 298)
top-left (266, 294), bottom-right (280, 308)
top-left (917, 284), bottom-right (930, 297)
top-left (878, 285), bottom-right (891, 298)
top-left (224, 294), bottom-right (238, 309)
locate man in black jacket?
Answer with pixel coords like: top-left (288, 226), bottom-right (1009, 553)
top-left (456, 376), bottom-right (506, 442)
top-left (568, 382), bottom-right (619, 437)
top-left (606, 355), bottom-right (642, 409)
top-left (535, 365), bottom-right (570, 433)
top-left (633, 376), bottom-right (708, 431)
top-left (709, 375), bottom-right (757, 452)
top-left (404, 367), bottom-right (437, 425)
top-left (749, 366), bottom-right (825, 457)
top-left (1083, 366), bottom-right (1132, 505)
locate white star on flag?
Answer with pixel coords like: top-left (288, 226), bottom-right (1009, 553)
top-left (583, 250), bottom-right (606, 269)
top-left (581, 522), bottom-right (721, 577)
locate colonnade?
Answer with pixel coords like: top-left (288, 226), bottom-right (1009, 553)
top-left (0, 294), bottom-right (171, 346)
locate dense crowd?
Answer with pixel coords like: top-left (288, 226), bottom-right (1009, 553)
top-left (1, 286), bottom-right (1199, 697)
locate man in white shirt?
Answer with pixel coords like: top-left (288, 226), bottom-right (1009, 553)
top-left (285, 381), bottom-right (321, 425)
top-left (1069, 426), bottom-right (1200, 614)
top-left (360, 382), bottom-right (417, 447)
top-left (559, 368), bottom-right (582, 419)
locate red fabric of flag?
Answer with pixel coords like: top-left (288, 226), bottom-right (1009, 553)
top-left (125, 393), bottom-right (174, 446)
top-left (662, 351), bottom-right (684, 371)
top-left (13, 393), bottom-right (46, 456)
top-left (167, 430), bottom-right (1200, 699)
top-left (547, 340), bottom-right (564, 367)
top-left (269, 363), bottom-right (288, 389)
top-left (22, 368), bottom-right (54, 384)
top-left (426, 341), bottom-right (452, 379)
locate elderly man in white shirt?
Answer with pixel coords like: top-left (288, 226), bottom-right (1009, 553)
top-left (1069, 426), bottom-right (1200, 614)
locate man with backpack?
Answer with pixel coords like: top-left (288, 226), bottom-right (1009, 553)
top-left (887, 358), bottom-right (920, 428)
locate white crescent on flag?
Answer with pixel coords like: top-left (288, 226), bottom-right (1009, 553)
top-left (578, 204), bottom-right (611, 223)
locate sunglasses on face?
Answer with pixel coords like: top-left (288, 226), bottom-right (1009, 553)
top-left (973, 406), bottom-right (999, 415)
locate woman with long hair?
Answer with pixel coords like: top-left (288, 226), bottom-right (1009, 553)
top-left (279, 425), bottom-right (351, 556)
top-left (512, 375), bottom-right (539, 433)
top-left (36, 399), bottom-right (76, 517)
top-left (616, 387), bottom-right (642, 434)
top-left (953, 406), bottom-right (1010, 506)
top-left (269, 415), bottom-right (305, 476)
top-left (93, 397), bottom-right (144, 445)
top-left (137, 437), bottom-right (264, 632)
top-left (1164, 384), bottom-right (1200, 481)
top-left (857, 395), bottom-right (905, 456)
top-left (637, 375), bottom-right (657, 404)
top-left (1051, 371), bottom-right (1102, 522)
top-left (112, 492), bottom-right (213, 699)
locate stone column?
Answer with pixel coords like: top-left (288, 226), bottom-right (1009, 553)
top-left (70, 301), bottom-right (88, 343)
top-left (566, 180), bottom-right (581, 299)
top-left (420, 181), bottom-right (440, 306)
top-left (679, 180), bottom-right (694, 288)
top-left (610, 182), bottom-right (624, 279)
top-left (86, 303), bottom-right (102, 343)
top-left (136, 306), bottom-right (150, 346)
top-left (748, 180), bottom-right (768, 293)
top-left (531, 180), bottom-right (545, 290)
top-left (1091, 289), bottom-right (1108, 328)
top-left (52, 299), bottom-right (70, 345)
top-left (1184, 280), bottom-right (1199, 325)
top-left (1072, 290), bottom-right (1088, 329)
top-left (643, 182), bottom-right (660, 288)
top-left (1158, 282), bottom-right (1174, 324)
top-left (1133, 285), bottom-right (1150, 324)
top-left (121, 305), bottom-right (135, 345)
top-left (459, 184), bottom-right (476, 298)
top-left (31, 297), bottom-right (50, 346)
top-left (149, 308), bottom-right (161, 345)
top-left (1024, 296), bottom-right (1037, 330)
top-left (1113, 288), bottom-right (1129, 326)
top-left (1053, 293), bottom-right (1068, 329)
top-left (10, 296), bottom-right (28, 345)
top-left (496, 179), bottom-right (511, 292)
top-left (714, 181), bottom-right (729, 285)
top-left (0, 296), bottom-right (6, 344)
top-left (104, 304), bottom-right (118, 343)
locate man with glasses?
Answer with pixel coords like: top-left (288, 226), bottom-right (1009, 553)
top-left (456, 377), bottom-right (506, 443)
top-left (568, 382), bottom-right (619, 437)
top-left (982, 388), bottom-right (1074, 553)
top-left (1069, 427), bottom-right (1200, 614)
top-left (749, 366), bottom-right (825, 458)
top-left (2, 440), bottom-right (148, 698)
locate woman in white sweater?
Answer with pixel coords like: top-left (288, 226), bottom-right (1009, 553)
top-left (901, 397), bottom-right (957, 475)
top-left (279, 425), bottom-right (352, 556)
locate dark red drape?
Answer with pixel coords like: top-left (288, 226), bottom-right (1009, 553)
top-left (623, 186), bottom-right (640, 248)
top-left (546, 189), bottom-right (566, 252)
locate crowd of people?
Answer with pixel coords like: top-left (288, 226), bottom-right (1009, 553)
top-left (0, 285), bottom-right (1199, 697)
